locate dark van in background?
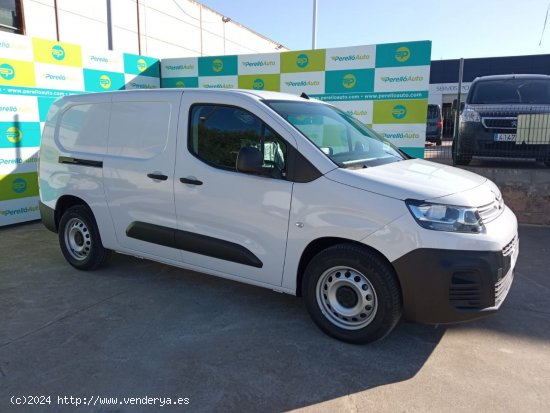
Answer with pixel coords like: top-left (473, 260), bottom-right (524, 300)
top-left (426, 104), bottom-right (443, 145)
top-left (455, 74), bottom-right (550, 166)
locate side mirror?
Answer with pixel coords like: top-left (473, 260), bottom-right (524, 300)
top-left (236, 147), bottom-right (269, 176)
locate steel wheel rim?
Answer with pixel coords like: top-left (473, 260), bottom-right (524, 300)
top-left (64, 217), bottom-right (92, 261)
top-left (316, 266), bottom-right (378, 330)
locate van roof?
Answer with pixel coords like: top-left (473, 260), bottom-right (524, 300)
top-left (473, 74), bottom-right (550, 83)
top-left (64, 88), bottom-right (314, 102)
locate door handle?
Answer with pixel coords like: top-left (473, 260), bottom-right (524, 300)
top-left (179, 177), bottom-right (203, 185)
top-left (147, 173), bottom-right (168, 181)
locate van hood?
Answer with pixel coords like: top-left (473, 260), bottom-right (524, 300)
top-left (324, 158), bottom-right (487, 202)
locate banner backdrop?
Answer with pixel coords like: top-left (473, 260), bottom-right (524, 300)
top-left (0, 34), bottom-right (430, 227)
top-left (0, 31), bottom-right (160, 226)
top-left (161, 40), bottom-right (432, 157)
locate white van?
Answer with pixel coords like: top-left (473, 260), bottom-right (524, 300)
top-left (38, 89), bottom-right (518, 344)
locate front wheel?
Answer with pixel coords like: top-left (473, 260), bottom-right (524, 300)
top-left (303, 244), bottom-right (402, 344)
top-left (58, 205), bottom-right (111, 270)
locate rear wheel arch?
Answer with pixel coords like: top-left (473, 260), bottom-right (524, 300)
top-left (57, 204), bottom-right (111, 270)
top-left (54, 195), bottom-right (90, 231)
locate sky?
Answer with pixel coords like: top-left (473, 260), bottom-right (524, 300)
top-left (199, 0), bottom-right (550, 60)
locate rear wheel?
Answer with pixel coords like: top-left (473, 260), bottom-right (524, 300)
top-left (303, 244), bottom-right (402, 344)
top-left (58, 205), bottom-right (111, 270)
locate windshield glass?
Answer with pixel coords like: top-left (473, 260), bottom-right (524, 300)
top-left (469, 79), bottom-right (550, 104)
top-left (265, 100), bottom-right (406, 168)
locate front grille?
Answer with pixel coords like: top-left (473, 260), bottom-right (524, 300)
top-left (482, 117), bottom-right (518, 130)
top-left (478, 195), bottom-right (505, 223)
top-left (503, 235), bottom-right (518, 257)
top-left (495, 235), bottom-right (518, 306)
top-left (495, 268), bottom-right (514, 306)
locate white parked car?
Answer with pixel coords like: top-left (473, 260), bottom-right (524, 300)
top-left (38, 89), bottom-right (518, 344)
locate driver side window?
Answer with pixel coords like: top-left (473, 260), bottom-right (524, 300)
top-left (189, 104), bottom-right (287, 178)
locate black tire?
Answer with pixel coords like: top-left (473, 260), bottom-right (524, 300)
top-left (544, 160), bottom-right (550, 168)
top-left (454, 153), bottom-right (471, 166)
top-left (452, 140), bottom-right (472, 166)
top-left (58, 205), bottom-right (111, 270)
top-left (303, 244), bottom-right (402, 344)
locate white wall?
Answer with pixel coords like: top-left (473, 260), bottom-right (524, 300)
top-left (22, 0), bottom-right (288, 57)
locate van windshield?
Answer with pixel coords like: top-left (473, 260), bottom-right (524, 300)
top-left (265, 100), bottom-right (406, 168)
top-left (469, 79), bottom-right (550, 104)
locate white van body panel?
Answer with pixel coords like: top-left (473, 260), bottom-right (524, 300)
top-left (102, 90), bottom-right (183, 261)
top-left (39, 92), bottom-right (118, 249)
top-left (324, 158), bottom-right (487, 201)
top-left (281, 176), bottom-right (408, 291)
top-left (174, 91), bottom-right (297, 286)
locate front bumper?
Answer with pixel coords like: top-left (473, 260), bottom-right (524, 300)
top-left (458, 121), bottom-right (550, 160)
top-left (392, 234), bottom-right (518, 324)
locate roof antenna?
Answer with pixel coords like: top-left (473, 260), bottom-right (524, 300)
top-left (300, 92), bottom-right (310, 100)
top-left (539, 1), bottom-right (550, 45)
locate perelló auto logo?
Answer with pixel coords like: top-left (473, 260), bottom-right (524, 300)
top-left (6, 126), bottom-right (22, 143)
top-left (52, 45), bottom-right (65, 61)
top-left (212, 59), bottom-right (224, 73)
top-left (346, 110), bottom-right (368, 117)
top-left (392, 105), bottom-right (407, 119)
top-left (0, 105), bottom-right (31, 113)
top-left (0, 63), bottom-right (15, 80)
top-left (0, 40), bottom-right (26, 51)
top-left (284, 80), bottom-right (320, 87)
top-left (175, 80), bottom-right (185, 87)
top-left (330, 54), bottom-right (369, 62)
top-left (129, 82), bottom-right (155, 89)
top-left (11, 178), bottom-right (27, 194)
top-left (395, 47), bottom-right (411, 63)
top-left (296, 54), bottom-right (309, 68)
top-left (99, 75), bottom-right (111, 89)
top-left (383, 132), bottom-right (419, 139)
top-left (242, 60), bottom-right (276, 67)
top-left (137, 58), bottom-right (147, 72)
top-left (202, 83), bottom-right (234, 88)
top-left (165, 64), bottom-right (194, 70)
top-left (253, 78), bottom-right (265, 90)
top-left (342, 74), bottom-right (356, 89)
top-left (381, 75), bottom-right (423, 83)
top-left (90, 56), bottom-right (109, 63)
top-left (45, 73), bottom-right (66, 81)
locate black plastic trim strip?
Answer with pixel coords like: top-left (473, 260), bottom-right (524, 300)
top-left (126, 221), bottom-right (263, 268)
top-left (59, 156), bottom-right (103, 168)
top-left (286, 145), bottom-right (322, 183)
top-left (39, 201), bottom-right (57, 233)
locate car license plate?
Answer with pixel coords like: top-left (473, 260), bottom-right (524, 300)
top-left (494, 133), bottom-right (516, 142)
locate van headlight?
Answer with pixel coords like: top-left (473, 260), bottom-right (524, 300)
top-left (406, 200), bottom-right (484, 233)
top-left (460, 107), bottom-right (480, 123)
